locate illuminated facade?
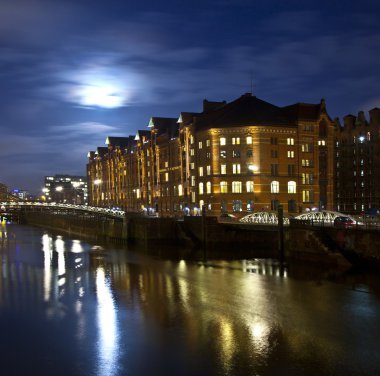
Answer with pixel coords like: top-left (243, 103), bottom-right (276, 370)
top-left (44, 175), bottom-right (88, 204)
top-left (180, 94), bottom-right (335, 215)
top-left (334, 108), bottom-right (380, 214)
top-left (87, 93), bottom-right (335, 215)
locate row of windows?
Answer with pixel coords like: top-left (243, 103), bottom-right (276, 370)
top-left (220, 137), bottom-right (253, 146)
top-left (196, 181), bottom-right (298, 194)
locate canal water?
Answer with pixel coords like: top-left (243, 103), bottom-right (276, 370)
top-left (1, 223), bottom-right (380, 376)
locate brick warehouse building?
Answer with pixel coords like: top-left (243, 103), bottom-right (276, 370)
top-left (334, 107), bottom-right (380, 214)
top-left (87, 93), bottom-right (335, 216)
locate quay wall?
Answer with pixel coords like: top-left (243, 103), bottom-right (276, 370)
top-left (22, 212), bottom-right (380, 266)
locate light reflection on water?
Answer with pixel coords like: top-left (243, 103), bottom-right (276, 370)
top-left (1, 224), bottom-right (380, 375)
top-left (96, 266), bottom-right (119, 376)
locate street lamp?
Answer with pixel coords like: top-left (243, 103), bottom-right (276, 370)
top-left (248, 164), bottom-right (259, 173)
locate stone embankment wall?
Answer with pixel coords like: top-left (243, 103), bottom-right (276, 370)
top-left (23, 212), bottom-right (380, 267)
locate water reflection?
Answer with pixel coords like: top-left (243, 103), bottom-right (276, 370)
top-left (1, 225), bottom-right (380, 375)
top-left (96, 266), bottom-right (119, 376)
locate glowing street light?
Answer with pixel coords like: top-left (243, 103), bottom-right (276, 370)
top-left (248, 164), bottom-right (259, 173)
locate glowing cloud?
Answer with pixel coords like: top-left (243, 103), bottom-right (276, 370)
top-left (78, 83), bottom-right (126, 108)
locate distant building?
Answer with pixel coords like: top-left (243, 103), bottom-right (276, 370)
top-left (87, 93), bottom-right (335, 216)
top-left (11, 189), bottom-right (30, 201)
top-left (0, 183), bottom-right (8, 201)
top-left (43, 175), bottom-right (88, 205)
top-left (334, 107), bottom-right (380, 214)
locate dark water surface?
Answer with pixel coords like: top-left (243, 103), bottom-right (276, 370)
top-left (1, 224), bottom-right (380, 376)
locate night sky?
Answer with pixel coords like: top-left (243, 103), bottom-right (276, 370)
top-left (1, 0), bottom-right (380, 195)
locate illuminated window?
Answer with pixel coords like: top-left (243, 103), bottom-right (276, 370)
top-left (302, 159), bottom-right (312, 167)
top-left (190, 163), bottom-right (195, 169)
top-left (190, 135), bottom-right (194, 144)
top-left (191, 176), bottom-right (195, 187)
top-left (288, 181), bottom-right (296, 194)
top-left (165, 161), bottom-right (168, 168)
top-left (232, 181), bottom-right (242, 193)
top-left (206, 139), bottom-right (211, 147)
top-left (302, 143), bottom-right (313, 152)
top-left (190, 148), bottom-right (195, 156)
top-left (302, 190), bottom-right (312, 202)
top-left (206, 181), bottom-right (212, 194)
top-left (287, 138), bottom-right (294, 145)
top-left (206, 165), bottom-right (211, 175)
top-left (232, 137), bottom-right (240, 145)
top-left (232, 200), bottom-right (242, 212)
top-left (246, 181), bottom-right (254, 193)
top-left (199, 167), bottom-right (204, 177)
top-left (287, 151), bottom-right (294, 158)
top-left (198, 141), bottom-right (203, 149)
top-left (246, 136), bottom-right (253, 145)
top-left (302, 173), bottom-right (313, 184)
top-left (178, 184), bottom-right (183, 196)
top-left (271, 181), bottom-right (279, 193)
top-left (199, 182), bottom-right (204, 195)
top-left (165, 172), bottom-right (169, 182)
top-left (318, 140), bottom-right (326, 146)
top-left (232, 150), bottom-right (241, 158)
top-left (221, 164), bottom-right (227, 174)
top-left (220, 181), bottom-right (228, 193)
top-left (220, 150), bottom-right (226, 158)
top-left (232, 164), bottom-right (241, 174)
top-left (220, 137), bottom-right (226, 146)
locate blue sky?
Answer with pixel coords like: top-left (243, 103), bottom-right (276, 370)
top-left (1, 0), bottom-right (380, 194)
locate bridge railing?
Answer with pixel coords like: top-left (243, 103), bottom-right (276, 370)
top-left (0, 202), bottom-right (126, 219)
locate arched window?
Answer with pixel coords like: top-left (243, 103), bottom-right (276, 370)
top-left (288, 181), bottom-right (296, 194)
top-left (199, 182), bottom-right (204, 195)
top-left (206, 181), bottom-right (212, 194)
top-left (220, 181), bottom-right (228, 193)
top-left (271, 181), bottom-right (279, 193)
top-left (246, 181), bottom-right (254, 193)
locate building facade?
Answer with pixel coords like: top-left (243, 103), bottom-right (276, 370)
top-left (334, 107), bottom-right (380, 214)
top-left (87, 93), bottom-right (335, 216)
top-left (43, 175), bottom-right (88, 205)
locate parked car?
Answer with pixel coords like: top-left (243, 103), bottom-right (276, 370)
top-left (333, 216), bottom-right (355, 228)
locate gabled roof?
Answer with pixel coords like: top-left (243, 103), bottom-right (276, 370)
top-left (282, 99), bottom-right (329, 121)
top-left (177, 112), bottom-right (200, 126)
top-left (105, 136), bottom-right (131, 148)
top-left (95, 147), bottom-right (108, 157)
top-left (194, 93), bottom-right (290, 130)
top-left (149, 117), bottom-right (178, 138)
top-left (135, 129), bottom-right (151, 141)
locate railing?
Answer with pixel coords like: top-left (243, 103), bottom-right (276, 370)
top-left (0, 201), bottom-right (125, 219)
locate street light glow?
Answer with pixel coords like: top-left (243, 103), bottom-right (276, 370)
top-left (248, 164), bottom-right (259, 172)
